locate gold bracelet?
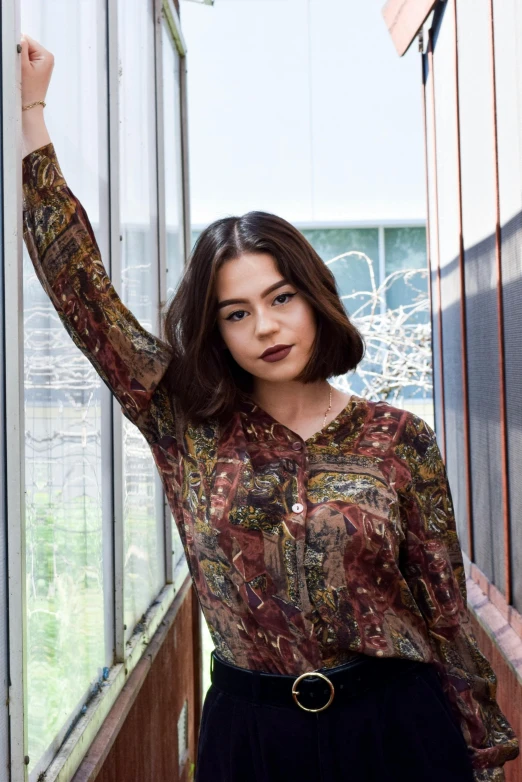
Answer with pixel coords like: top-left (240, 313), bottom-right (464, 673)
top-left (22, 100), bottom-right (46, 112)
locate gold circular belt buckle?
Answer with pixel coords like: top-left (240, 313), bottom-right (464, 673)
top-left (292, 671), bottom-right (335, 713)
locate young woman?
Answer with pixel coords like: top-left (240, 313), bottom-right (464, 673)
top-left (20, 33), bottom-right (519, 782)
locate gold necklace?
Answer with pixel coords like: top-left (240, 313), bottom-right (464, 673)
top-left (322, 384), bottom-right (332, 429)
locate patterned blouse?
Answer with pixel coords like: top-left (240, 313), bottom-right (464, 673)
top-left (22, 143), bottom-right (519, 780)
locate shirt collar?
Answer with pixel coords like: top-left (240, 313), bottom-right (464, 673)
top-left (237, 393), bottom-right (363, 448)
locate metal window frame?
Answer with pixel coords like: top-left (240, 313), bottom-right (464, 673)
top-left (0, 4), bottom-right (13, 777)
top-left (159, 0), bottom-right (191, 586)
top-left (106, 0), bottom-right (126, 670)
top-left (154, 0), bottom-right (184, 586)
top-left (0, 0), bottom-right (191, 779)
top-left (2, 3), bottom-right (28, 780)
top-left (154, 0), bottom-right (173, 584)
top-left (377, 225), bottom-right (386, 316)
top-left (424, 29), bottom-right (446, 462)
top-left (118, 0), bottom-right (164, 649)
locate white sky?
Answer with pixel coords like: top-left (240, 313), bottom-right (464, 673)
top-left (179, 0), bottom-right (426, 226)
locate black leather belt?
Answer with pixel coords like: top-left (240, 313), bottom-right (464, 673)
top-left (210, 650), bottom-right (425, 713)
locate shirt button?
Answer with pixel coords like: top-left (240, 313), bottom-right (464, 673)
top-left (292, 441), bottom-right (303, 450)
top-left (292, 503), bottom-right (304, 513)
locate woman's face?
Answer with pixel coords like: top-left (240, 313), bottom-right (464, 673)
top-left (215, 252), bottom-right (317, 383)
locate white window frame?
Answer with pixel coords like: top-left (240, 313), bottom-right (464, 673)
top-left (1, 0), bottom-right (190, 779)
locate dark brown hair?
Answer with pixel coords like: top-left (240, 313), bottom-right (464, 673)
top-left (163, 211), bottom-right (365, 424)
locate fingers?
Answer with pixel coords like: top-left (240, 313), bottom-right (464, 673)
top-left (19, 35), bottom-right (30, 69)
top-left (20, 33), bottom-right (53, 64)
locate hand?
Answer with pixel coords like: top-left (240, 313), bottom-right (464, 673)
top-left (20, 33), bottom-right (54, 108)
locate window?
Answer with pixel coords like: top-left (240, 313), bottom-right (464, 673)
top-left (301, 227), bottom-right (379, 314)
top-left (301, 224), bottom-right (432, 419)
top-left (384, 226), bottom-right (428, 317)
top-left (162, 20), bottom-right (185, 302)
top-left (20, 1), bottom-right (111, 775)
top-left (2, 0), bottom-right (190, 778)
top-left (118, 0), bottom-right (166, 643)
top-left (161, 13), bottom-right (187, 572)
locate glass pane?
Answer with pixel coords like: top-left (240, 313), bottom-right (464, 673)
top-left (162, 21), bottom-right (185, 302)
top-left (384, 226), bottom-right (428, 314)
top-left (300, 228), bottom-right (379, 397)
top-left (301, 228), bottom-right (380, 316)
top-left (21, 1), bottom-right (109, 772)
top-left (384, 227), bottom-right (431, 406)
top-left (119, 0), bottom-right (165, 643)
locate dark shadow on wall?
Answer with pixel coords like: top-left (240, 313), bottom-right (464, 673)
top-left (434, 206), bottom-right (522, 614)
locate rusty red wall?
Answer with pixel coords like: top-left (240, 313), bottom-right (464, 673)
top-left (72, 581), bottom-right (201, 782)
top-left (417, 2), bottom-right (522, 776)
top-left (469, 613), bottom-right (522, 782)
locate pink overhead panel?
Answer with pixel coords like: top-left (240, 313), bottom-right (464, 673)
top-left (382, 0), bottom-right (438, 56)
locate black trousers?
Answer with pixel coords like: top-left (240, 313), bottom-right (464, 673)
top-left (195, 659), bottom-right (475, 782)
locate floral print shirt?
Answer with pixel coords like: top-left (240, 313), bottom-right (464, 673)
top-left (22, 143), bottom-right (519, 780)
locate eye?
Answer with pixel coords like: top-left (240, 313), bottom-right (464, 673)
top-left (273, 292), bottom-right (296, 305)
top-left (224, 292), bottom-right (297, 323)
top-left (225, 309), bottom-right (248, 322)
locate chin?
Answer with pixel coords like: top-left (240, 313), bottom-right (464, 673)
top-left (254, 363), bottom-right (307, 383)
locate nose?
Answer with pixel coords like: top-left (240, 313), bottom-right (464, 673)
top-left (254, 309), bottom-right (280, 338)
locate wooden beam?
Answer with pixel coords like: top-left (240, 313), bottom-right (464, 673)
top-left (382, 0), bottom-right (438, 57)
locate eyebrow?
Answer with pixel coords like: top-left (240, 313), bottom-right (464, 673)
top-left (217, 279), bottom-right (290, 310)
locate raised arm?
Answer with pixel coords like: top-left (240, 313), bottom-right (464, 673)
top-left (396, 414), bottom-right (519, 780)
top-left (21, 35), bottom-right (173, 433)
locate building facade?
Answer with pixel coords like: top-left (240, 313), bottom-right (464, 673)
top-left (383, 2), bottom-right (522, 779)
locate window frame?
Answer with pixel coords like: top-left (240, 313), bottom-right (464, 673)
top-left (2, 0), bottom-right (190, 779)
top-left (2, 1), bottom-right (28, 780)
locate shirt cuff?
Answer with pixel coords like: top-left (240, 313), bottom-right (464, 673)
top-left (473, 766), bottom-right (505, 781)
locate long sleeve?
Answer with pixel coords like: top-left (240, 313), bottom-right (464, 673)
top-left (22, 143), bottom-right (173, 432)
top-left (397, 414), bottom-right (519, 781)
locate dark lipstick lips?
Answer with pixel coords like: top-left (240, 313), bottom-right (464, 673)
top-left (259, 344), bottom-right (292, 359)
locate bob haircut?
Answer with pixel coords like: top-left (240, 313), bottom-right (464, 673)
top-left (163, 211), bottom-right (365, 424)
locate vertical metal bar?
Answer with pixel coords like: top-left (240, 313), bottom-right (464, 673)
top-left (154, 0), bottom-right (173, 586)
top-left (191, 586), bottom-right (203, 734)
top-left (99, 0), bottom-right (116, 674)
top-left (378, 225), bottom-right (386, 316)
top-left (2, 1), bottom-right (28, 778)
top-left (179, 42), bottom-right (192, 265)
top-left (427, 29), bottom-right (446, 461)
top-left (488, 0), bottom-right (511, 604)
top-left (420, 33), bottom-right (437, 428)
top-left (147, 0), bottom-right (166, 593)
top-left (453, 0), bottom-right (475, 564)
top-left (162, 0), bottom-right (202, 725)
top-left (161, 0), bottom-right (189, 264)
top-left (155, 0), bottom-right (169, 315)
top-left (106, 0), bottom-right (125, 664)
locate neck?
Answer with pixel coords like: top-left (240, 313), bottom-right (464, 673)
top-left (250, 379), bottom-right (331, 420)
